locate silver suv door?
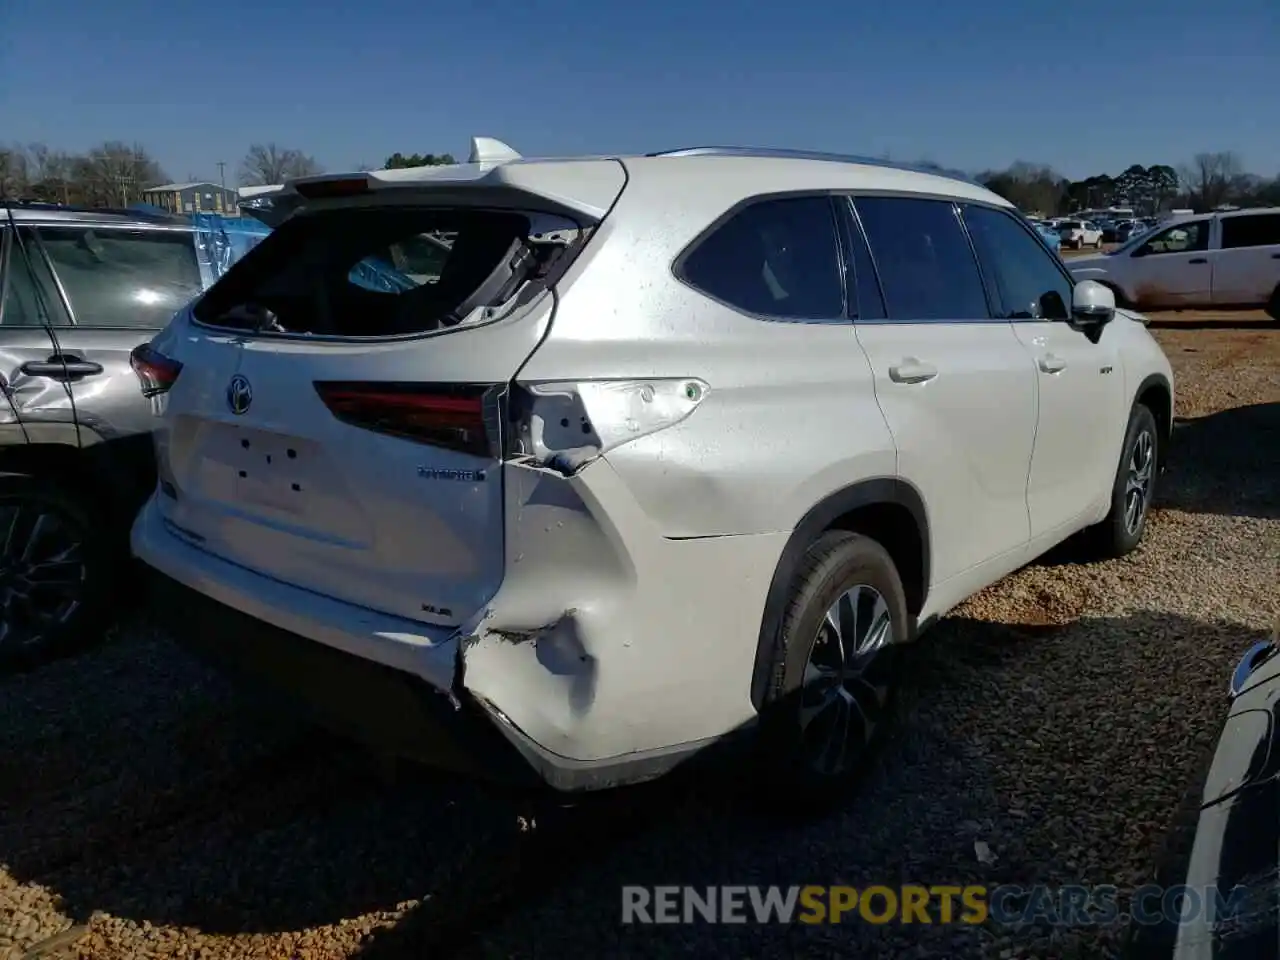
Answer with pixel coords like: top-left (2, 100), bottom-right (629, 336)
top-left (30, 221), bottom-right (203, 442)
top-left (0, 225), bottom-right (77, 446)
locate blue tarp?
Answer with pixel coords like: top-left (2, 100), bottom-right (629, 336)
top-left (191, 212), bottom-right (420, 294)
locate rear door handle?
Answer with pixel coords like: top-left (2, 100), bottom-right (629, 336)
top-left (1188, 257), bottom-right (1208, 264)
top-left (1271, 253), bottom-right (1280, 260)
top-left (21, 356), bottom-right (104, 381)
top-left (1038, 354), bottom-right (1067, 374)
top-left (888, 358), bottom-right (938, 384)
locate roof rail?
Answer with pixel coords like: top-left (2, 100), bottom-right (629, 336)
top-left (646, 146), bottom-right (979, 186)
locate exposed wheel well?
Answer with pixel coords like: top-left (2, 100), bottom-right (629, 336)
top-left (823, 502), bottom-right (926, 618)
top-left (1136, 380), bottom-right (1173, 470)
top-left (750, 478), bottom-right (930, 711)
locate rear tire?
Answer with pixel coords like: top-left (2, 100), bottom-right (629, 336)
top-left (1087, 404), bottom-right (1159, 559)
top-left (1266, 287), bottom-right (1280, 323)
top-left (756, 531), bottom-right (909, 806)
top-left (0, 474), bottom-right (115, 669)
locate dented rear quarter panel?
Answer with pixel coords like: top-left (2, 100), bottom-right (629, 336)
top-left (462, 456), bottom-right (785, 762)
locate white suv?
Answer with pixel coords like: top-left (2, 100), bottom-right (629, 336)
top-left (130, 140), bottom-right (1174, 797)
top-left (1058, 220), bottom-right (1104, 249)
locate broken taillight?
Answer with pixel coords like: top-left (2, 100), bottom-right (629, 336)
top-left (314, 382), bottom-right (495, 456)
top-left (129, 343), bottom-right (183, 397)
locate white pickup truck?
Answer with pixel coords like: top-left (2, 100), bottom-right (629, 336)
top-left (1068, 207), bottom-right (1280, 320)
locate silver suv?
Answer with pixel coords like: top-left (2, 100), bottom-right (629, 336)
top-left (0, 203), bottom-right (208, 662)
top-left (132, 142), bottom-right (1174, 797)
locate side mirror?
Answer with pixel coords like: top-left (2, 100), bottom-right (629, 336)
top-left (1072, 280), bottom-right (1115, 326)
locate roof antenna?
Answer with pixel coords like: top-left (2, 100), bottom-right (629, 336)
top-left (468, 137), bottom-right (522, 165)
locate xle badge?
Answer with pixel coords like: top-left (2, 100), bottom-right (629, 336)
top-left (418, 466), bottom-right (486, 482)
top-left (1100, 366), bottom-right (1114, 375)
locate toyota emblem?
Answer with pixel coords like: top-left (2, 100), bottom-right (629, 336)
top-left (227, 374), bottom-right (253, 415)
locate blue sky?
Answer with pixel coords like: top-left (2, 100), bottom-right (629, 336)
top-left (1, 0), bottom-right (1276, 184)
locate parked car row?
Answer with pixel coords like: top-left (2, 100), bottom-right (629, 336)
top-left (1027, 215), bottom-right (1160, 251)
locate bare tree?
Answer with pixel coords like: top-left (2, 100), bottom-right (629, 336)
top-left (24, 143), bottom-right (75, 203)
top-left (239, 143), bottom-right (323, 186)
top-left (1179, 151), bottom-right (1244, 211)
top-left (0, 146), bottom-right (30, 198)
top-left (72, 142), bottom-right (167, 207)
top-left (978, 161), bottom-right (1067, 215)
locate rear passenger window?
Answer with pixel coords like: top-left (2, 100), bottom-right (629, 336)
top-left (679, 197), bottom-right (844, 321)
top-left (1221, 214), bottom-right (1280, 250)
top-left (962, 206), bottom-right (1071, 320)
top-left (853, 197), bottom-right (990, 321)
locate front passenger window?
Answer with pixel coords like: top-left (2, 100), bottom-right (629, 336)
top-left (1136, 221), bottom-right (1209, 256)
top-left (962, 206), bottom-right (1071, 320)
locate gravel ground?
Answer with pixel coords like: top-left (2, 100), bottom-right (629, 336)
top-left (1, 314), bottom-right (1276, 960)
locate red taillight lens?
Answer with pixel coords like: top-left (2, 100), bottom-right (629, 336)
top-left (129, 343), bottom-right (183, 397)
top-left (314, 382), bottom-right (494, 456)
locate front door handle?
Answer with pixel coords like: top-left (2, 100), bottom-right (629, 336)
top-left (21, 355), bottom-right (104, 381)
top-left (888, 358), bottom-right (938, 384)
top-left (1038, 354), bottom-right (1067, 374)
top-left (1188, 257), bottom-right (1208, 264)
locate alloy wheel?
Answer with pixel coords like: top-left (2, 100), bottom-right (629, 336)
top-left (1124, 429), bottom-right (1155, 536)
top-left (798, 583), bottom-right (895, 776)
top-left (0, 502), bottom-right (86, 652)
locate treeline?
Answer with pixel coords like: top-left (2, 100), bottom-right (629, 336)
top-left (0, 140), bottom-right (330, 206)
top-left (0, 140), bottom-right (468, 207)
top-left (976, 151), bottom-right (1280, 216)
top-left (6, 139), bottom-right (1277, 218)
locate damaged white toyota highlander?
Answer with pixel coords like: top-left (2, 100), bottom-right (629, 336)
top-left (131, 138), bottom-right (1174, 797)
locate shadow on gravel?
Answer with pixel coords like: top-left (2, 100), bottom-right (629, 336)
top-left (352, 610), bottom-right (1272, 960)
top-left (1160, 402), bottom-right (1279, 520)
top-left (1, 610), bottom-right (1269, 959)
top-left (1032, 400), bottom-right (1278, 570)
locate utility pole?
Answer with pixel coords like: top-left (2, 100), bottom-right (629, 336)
top-left (217, 161), bottom-right (226, 190)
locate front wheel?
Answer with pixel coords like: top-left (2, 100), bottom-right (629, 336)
top-left (0, 475), bottom-right (113, 668)
top-left (1087, 405), bottom-right (1159, 559)
top-left (757, 531), bottom-right (909, 804)
top-left (1266, 286), bottom-right (1280, 323)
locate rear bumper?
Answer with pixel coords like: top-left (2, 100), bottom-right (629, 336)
top-left (147, 567), bottom-right (543, 787)
top-left (133, 494), bottom-right (723, 792)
